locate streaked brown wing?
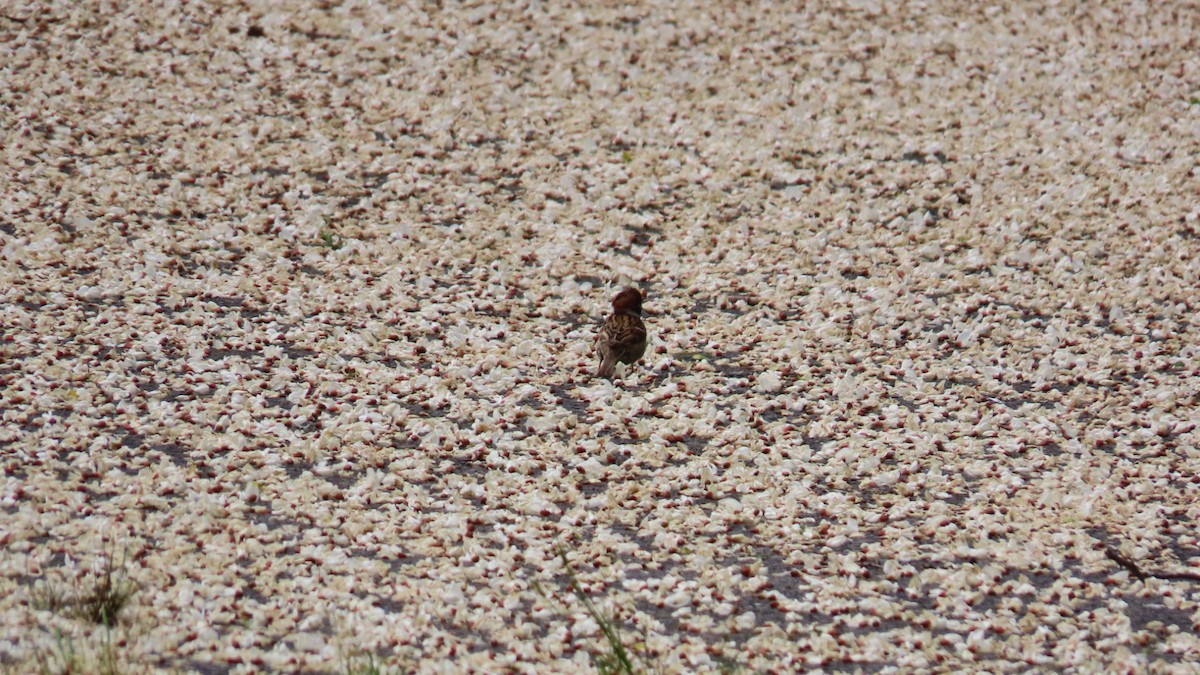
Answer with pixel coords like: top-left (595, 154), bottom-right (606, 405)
top-left (606, 314), bottom-right (647, 361)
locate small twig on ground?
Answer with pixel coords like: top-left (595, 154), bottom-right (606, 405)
top-left (1105, 546), bottom-right (1200, 582)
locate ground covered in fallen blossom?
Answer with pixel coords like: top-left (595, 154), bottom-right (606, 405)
top-left (2, 1), bottom-right (1200, 672)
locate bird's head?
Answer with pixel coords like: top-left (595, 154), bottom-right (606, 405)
top-left (611, 287), bottom-right (644, 316)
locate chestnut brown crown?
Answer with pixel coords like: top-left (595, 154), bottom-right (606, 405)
top-left (611, 287), bottom-right (643, 316)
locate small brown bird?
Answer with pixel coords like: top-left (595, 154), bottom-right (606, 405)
top-left (595, 287), bottom-right (649, 379)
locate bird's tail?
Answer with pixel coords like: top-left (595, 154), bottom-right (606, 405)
top-left (596, 353), bottom-right (618, 379)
